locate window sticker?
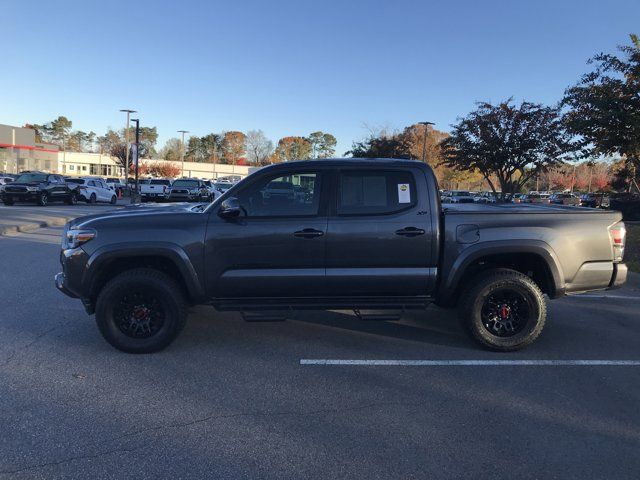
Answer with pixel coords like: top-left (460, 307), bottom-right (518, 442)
top-left (398, 183), bottom-right (411, 203)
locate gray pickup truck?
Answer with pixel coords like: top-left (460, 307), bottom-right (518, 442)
top-left (55, 159), bottom-right (628, 353)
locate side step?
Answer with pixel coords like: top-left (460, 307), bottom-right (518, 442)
top-left (241, 310), bottom-right (289, 322)
top-left (353, 309), bottom-right (402, 321)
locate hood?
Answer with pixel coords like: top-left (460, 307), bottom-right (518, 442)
top-left (67, 202), bottom-right (208, 229)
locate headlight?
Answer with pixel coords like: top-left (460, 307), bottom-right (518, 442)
top-left (63, 227), bottom-right (96, 249)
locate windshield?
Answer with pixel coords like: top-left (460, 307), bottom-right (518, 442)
top-left (15, 173), bottom-right (48, 183)
top-left (65, 178), bottom-right (85, 184)
top-left (150, 179), bottom-right (171, 185)
top-left (172, 180), bottom-right (199, 188)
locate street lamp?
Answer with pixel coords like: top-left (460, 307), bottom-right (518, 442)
top-left (120, 109), bottom-right (137, 187)
top-left (130, 118), bottom-right (140, 203)
top-left (177, 130), bottom-right (189, 177)
top-left (418, 121), bottom-right (435, 162)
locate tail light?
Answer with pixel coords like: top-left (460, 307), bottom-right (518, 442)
top-left (608, 222), bottom-right (626, 262)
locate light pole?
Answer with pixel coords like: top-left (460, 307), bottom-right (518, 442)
top-left (120, 109), bottom-right (137, 188)
top-left (130, 118), bottom-right (140, 203)
top-left (418, 121), bottom-right (435, 162)
top-left (178, 130), bottom-right (189, 177)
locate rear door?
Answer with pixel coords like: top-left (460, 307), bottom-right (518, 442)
top-left (205, 168), bottom-right (328, 299)
top-left (325, 167), bottom-right (436, 297)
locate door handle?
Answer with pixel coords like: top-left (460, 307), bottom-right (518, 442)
top-left (395, 227), bottom-right (426, 237)
top-left (293, 228), bottom-right (324, 239)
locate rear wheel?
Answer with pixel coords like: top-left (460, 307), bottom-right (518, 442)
top-left (95, 268), bottom-right (187, 353)
top-left (89, 193), bottom-right (97, 204)
top-left (459, 268), bottom-right (546, 351)
top-left (37, 192), bottom-right (48, 206)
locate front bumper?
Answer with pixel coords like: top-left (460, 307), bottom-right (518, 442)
top-left (609, 263), bottom-right (628, 289)
top-left (1, 191), bottom-right (40, 202)
top-left (55, 272), bottom-right (78, 298)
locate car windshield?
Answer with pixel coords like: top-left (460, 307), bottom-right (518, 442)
top-left (65, 178), bottom-right (85, 184)
top-left (172, 180), bottom-right (199, 188)
top-left (150, 179), bottom-right (171, 185)
top-left (106, 178), bottom-right (119, 182)
top-left (15, 173), bottom-right (48, 183)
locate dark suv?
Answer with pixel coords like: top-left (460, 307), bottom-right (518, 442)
top-left (1, 172), bottom-right (78, 206)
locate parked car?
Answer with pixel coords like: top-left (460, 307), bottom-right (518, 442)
top-left (580, 193), bottom-right (610, 209)
top-left (65, 177), bottom-right (118, 204)
top-left (521, 193), bottom-right (551, 204)
top-left (167, 179), bottom-right (210, 202)
top-left (213, 181), bottom-right (233, 193)
top-left (511, 193), bottom-right (524, 203)
top-left (202, 180), bottom-right (222, 202)
top-left (55, 158), bottom-right (627, 354)
top-left (445, 190), bottom-right (475, 203)
top-left (140, 179), bottom-right (172, 202)
top-left (1, 172), bottom-right (78, 206)
top-left (549, 193), bottom-right (580, 206)
top-left (474, 192), bottom-right (497, 204)
top-left (106, 177), bottom-right (125, 193)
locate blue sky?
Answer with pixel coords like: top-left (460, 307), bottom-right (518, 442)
top-left (4, 0), bottom-right (639, 156)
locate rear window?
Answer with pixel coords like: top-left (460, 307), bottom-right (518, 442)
top-left (150, 179), bottom-right (171, 185)
top-left (338, 170), bottom-right (416, 215)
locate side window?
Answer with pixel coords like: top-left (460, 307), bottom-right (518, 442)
top-left (237, 171), bottom-right (322, 217)
top-left (88, 181), bottom-right (96, 187)
top-left (338, 170), bottom-right (416, 215)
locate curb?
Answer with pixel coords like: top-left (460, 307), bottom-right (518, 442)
top-left (0, 215), bottom-right (75, 236)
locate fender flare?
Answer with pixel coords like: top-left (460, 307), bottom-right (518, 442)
top-left (83, 242), bottom-right (204, 301)
top-left (436, 240), bottom-right (565, 304)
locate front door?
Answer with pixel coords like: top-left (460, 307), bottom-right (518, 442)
top-left (325, 167), bottom-right (436, 297)
top-left (205, 169), bottom-right (327, 299)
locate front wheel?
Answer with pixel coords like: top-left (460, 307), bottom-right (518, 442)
top-left (95, 268), bottom-right (187, 353)
top-left (37, 192), bottom-right (48, 206)
top-left (110, 195), bottom-right (117, 205)
top-left (459, 268), bottom-right (546, 351)
top-left (89, 193), bottom-right (97, 204)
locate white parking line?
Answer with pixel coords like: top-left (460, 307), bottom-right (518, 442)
top-left (300, 359), bottom-right (640, 366)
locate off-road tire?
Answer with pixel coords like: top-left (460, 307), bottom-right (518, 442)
top-left (459, 268), bottom-right (546, 351)
top-left (95, 268), bottom-right (188, 353)
top-left (37, 192), bottom-right (48, 206)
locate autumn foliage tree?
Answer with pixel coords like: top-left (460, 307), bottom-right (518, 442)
top-left (275, 136), bottom-right (312, 161)
top-left (441, 99), bottom-right (576, 200)
top-left (221, 131), bottom-right (246, 165)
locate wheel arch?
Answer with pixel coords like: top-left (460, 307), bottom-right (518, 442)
top-left (436, 241), bottom-right (565, 306)
top-left (84, 243), bottom-right (205, 308)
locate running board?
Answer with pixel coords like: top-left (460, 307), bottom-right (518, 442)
top-left (353, 309), bottom-right (402, 321)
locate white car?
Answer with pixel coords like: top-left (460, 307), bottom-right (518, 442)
top-left (445, 190), bottom-right (475, 204)
top-left (105, 177), bottom-right (125, 193)
top-left (65, 177), bottom-right (117, 204)
top-left (202, 180), bottom-right (222, 201)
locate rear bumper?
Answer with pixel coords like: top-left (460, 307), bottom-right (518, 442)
top-left (609, 263), bottom-right (628, 289)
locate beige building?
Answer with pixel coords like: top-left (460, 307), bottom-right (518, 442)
top-left (1, 123), bottom-right (250, 179)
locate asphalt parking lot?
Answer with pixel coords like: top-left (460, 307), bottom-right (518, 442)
top-left (1, 207), bottom-right (639, 479)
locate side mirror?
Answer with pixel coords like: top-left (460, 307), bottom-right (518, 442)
top-left (218, 196), bottom-right (241, 219)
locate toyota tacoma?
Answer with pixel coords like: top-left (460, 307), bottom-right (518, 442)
top-left (55, 159), bottom-right (628, 353)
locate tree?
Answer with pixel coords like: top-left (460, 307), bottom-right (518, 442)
top-left (221, 131), bottom-right (246, 165)
top-left (346, 134), bottom-right (408, 158)
top-left (308, 131), bottom-right (337, 158)
top-left (275, 136), bottom-right (312, 161)
top-left (245, 130), bottom-right (274, 165)
top-left (441, 99), bottom-right (576, 200)
top-left (563, 34), bottom-right (640, 190)
top-left (159, 138), bottom-right (182, 162)
top-left (137, 161), bottom-right (181, 178)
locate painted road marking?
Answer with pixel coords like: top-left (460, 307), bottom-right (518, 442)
top-left (300, 359), bottom-right (640, 366)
